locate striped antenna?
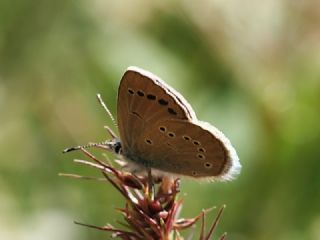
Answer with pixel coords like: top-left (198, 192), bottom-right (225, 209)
top-left (63, 142), bottom-right (101, 153)
top-left (62, 141), bottom-right (112, 153)
top-left (96, 93), bottom-right (117, 128)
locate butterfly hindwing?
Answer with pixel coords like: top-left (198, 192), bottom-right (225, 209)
top-left (132, 119), bottom-right (238, 179)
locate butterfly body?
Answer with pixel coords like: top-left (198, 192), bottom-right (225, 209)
top-left (113, 67), bottom-right (241, 181)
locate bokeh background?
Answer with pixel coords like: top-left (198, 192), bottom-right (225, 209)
top-left (1, 1), bottom-right (320, 239)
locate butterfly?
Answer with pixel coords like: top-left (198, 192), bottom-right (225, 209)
top-left (65, 67), bottom-right (241, 181)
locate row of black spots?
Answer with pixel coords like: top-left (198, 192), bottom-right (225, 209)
top-left (158, 126), bottom-right (176, 150)
top-left (160, 100), bottom-right (177, 116)
top-left (191, 162), bottom-right (213, 176)
top-left (182, 135), bottom-right (202, 146)
top-left (128, 88), bottom-right (160, 102)
top-left (145, 138), bottom-right (153, 145)
top-left (127, 88), bottom-right (177, 116)
top-left (158, 126), bottom-right (176, 138)
top-left (182, 135), bottom-right (207, 159)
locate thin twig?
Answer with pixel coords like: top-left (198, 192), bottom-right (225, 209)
top-left (58, 173), bottom-right (107, 181)
top-left (205, 205), bottom-right (226, 240)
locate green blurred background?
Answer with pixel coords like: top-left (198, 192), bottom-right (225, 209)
top-left (1, 1), bottom-right (320, 239)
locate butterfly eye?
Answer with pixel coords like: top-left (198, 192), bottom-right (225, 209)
top-left (204, 162), bottom-right (212, 169)
top-left (128, 88), bottom-right (134, 94)
top-left (197, 154), bottom-right (205, 159)
top-left (145, 139), bottom-right (153, 145)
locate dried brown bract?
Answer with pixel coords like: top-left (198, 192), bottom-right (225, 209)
top-left (62, 148), bottom-right (227, 240)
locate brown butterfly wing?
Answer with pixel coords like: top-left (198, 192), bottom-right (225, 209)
top-left (117, 66), bottom-right (240, 180)
top-left (135, 119), bottom-right (239, 180)
top-left (117, 67), bottom-right (196, 152)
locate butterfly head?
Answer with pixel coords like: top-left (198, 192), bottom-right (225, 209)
top-left (105, 138), bottom-right (122, 155)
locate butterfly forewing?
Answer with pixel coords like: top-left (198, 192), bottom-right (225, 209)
top-left (117, 67), bottom-right (196, 152)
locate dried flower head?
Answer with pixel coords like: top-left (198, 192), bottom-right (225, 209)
top-left (61, 147), bottom-right (227, 240)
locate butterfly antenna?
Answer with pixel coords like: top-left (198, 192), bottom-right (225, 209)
top-left (63, 142), bottom-right (106, 153)
top-left (96, 93), bottom-right (117, 128)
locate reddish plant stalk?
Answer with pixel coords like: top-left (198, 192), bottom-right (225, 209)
top-left (62, 148), bottom-right (227, 240)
